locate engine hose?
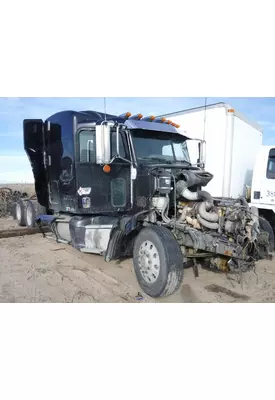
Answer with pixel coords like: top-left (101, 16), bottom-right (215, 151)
top-left (197, 190), bottom-right (213, 203)
top-left (237, 196), bottom-right (249, 207)
top-left (180, 188), bottom-right (199, 201)
top-left (197, 214), bottom-right (219, 230)
top-left (161, 196), bottom-right (171, 223)
top-left (179, 186), bottom-right (213, 203)
top-left (198, 201), bottom-right (219, 222)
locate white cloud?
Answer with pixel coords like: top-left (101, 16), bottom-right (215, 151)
top-left (0, 155), bottom-right (34, 184)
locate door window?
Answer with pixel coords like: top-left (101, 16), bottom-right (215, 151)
top-left (111, 130), bottom-right (126, 158)
top-left (78, 130), bottom-right (96, 163)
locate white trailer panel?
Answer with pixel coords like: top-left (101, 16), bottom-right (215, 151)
top-left (230, 115), bottom-right (262, 198)
top-left (161, 103), bottom-right (263, 198)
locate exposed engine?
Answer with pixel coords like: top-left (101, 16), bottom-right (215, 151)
top-left (150, 168), bottom-right (270, 273)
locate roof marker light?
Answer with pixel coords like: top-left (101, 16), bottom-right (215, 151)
top-left (129, 114), bottom-right (143, 120)
top-left (155, 117), bottom-right (166, 123)
top-left (141, 115), bottom-right (156, 122)
top-left (166, 120), bottom-right (172, 125)
top-left (119, 112), bottom-right (132, 119)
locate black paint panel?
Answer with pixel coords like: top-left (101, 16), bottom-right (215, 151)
top-left (76, 162), bottom-right (131, 213)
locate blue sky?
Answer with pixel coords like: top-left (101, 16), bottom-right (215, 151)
top-left (0, 97), bottom-right (275, 183)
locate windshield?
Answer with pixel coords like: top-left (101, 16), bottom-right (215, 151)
top-left (131, 129), bottom-right (191, 164)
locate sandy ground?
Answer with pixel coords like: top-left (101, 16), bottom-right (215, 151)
top-left (1, 217), bottom-right (275, 303)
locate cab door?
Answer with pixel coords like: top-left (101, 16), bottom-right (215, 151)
top-left (75, 127), bottom-right (132, 213)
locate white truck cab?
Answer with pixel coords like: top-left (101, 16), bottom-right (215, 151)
top-left (250, 146), bottom-right (275, 220)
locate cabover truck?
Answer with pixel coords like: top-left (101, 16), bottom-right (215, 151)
top-left (14, 110), bottom-right (272, 298)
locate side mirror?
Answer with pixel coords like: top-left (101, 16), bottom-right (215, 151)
top-left (196, 140), bottom-right (206, 168)
top-left (197, 142), bottom-right (201, 165)
top-left (95, 122), bottom-right (113, 164)
top-left (186, 138), bottom-right (206, 168)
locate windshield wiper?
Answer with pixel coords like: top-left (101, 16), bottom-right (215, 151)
top-left (138, 157), bottom-right (192, 165)
top-left (138, 157), bottom-right (173, 164)
top-left (178, 160), bottom-right (192, 166)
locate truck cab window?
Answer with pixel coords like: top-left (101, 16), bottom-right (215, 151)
top-left (78, 130), bottom-right (96, 163)
top-left (111, 130), bottom-right (126, 158)
top-left (131, 129), bottom-right (191, 164)
top-left (266, 148), bottom-right (275, 179)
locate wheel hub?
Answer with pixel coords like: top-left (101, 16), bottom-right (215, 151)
top-left (138, 240), bottom-right (160, 284)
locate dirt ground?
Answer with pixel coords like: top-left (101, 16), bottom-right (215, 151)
top-left (1, 217), bottom-right (275, 303)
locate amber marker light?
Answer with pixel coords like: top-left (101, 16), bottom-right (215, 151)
top-left (103, 165), bottom-right (111, 173)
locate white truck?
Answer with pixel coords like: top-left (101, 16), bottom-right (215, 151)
top-left (160, 102), bottom-right (275, 231)
top-left (250, 145), bottom-right (275, 227)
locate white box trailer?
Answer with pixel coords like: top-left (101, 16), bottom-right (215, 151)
top-left (160, 102), bottom-right (263, 199)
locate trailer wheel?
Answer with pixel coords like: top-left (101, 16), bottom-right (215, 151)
top-left (259, 216), bottom-right (274, 254)
top-left (15, 199), bottom-right (27, 226)
top-left (133, 225), bottom-right (184, 298)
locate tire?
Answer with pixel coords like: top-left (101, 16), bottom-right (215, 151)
top-left (133, 225), bottom-right (184, 298)
top-left (259, 216), bottom-right (274, 253)
top-left (15, 199), bottom-right (27, 226)
top-left (26, 200), bottom-right (46, 228)
top-left (26, 200), bottom-right (36, 227)
top-left (12, 202), bottom-right (17, 219)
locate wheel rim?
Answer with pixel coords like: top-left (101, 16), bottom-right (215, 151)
top-left (16, 203), bottom-right (21, 221)
top-left (138, 240), bottom-right (160, 284)
top-left (26, 206), bottom-right (32, 226)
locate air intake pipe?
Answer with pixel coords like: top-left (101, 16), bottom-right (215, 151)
top-left (176, 170), bottom-right (219, 230)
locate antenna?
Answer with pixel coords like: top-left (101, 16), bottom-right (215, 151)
top-left (104, 97), bottom-right (107, 121)
top-left (203, 97), bottom-right (207, 141)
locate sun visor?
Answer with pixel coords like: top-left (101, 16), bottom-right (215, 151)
top-left (125, 119), bottom-right (180, 134)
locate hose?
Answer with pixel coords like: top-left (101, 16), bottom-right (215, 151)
top-left (198, 201), bottom-right (219, 222)
top-left (197, 190), bottom-right (213, 203)
top-left (180, 188), bottom-right (199, 201)
top-left (161, 196), bottom-right (171, 223)
top-left (197, 214), bottom-right (219, 230)
top-left (237, 196), bottom-right (249, 207)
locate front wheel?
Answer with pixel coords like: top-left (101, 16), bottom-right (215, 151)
top-left (133, 225), bottom-right (184, 298)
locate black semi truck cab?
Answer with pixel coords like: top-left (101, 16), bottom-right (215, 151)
top-left (19, 110), bottom-right (272, 298)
